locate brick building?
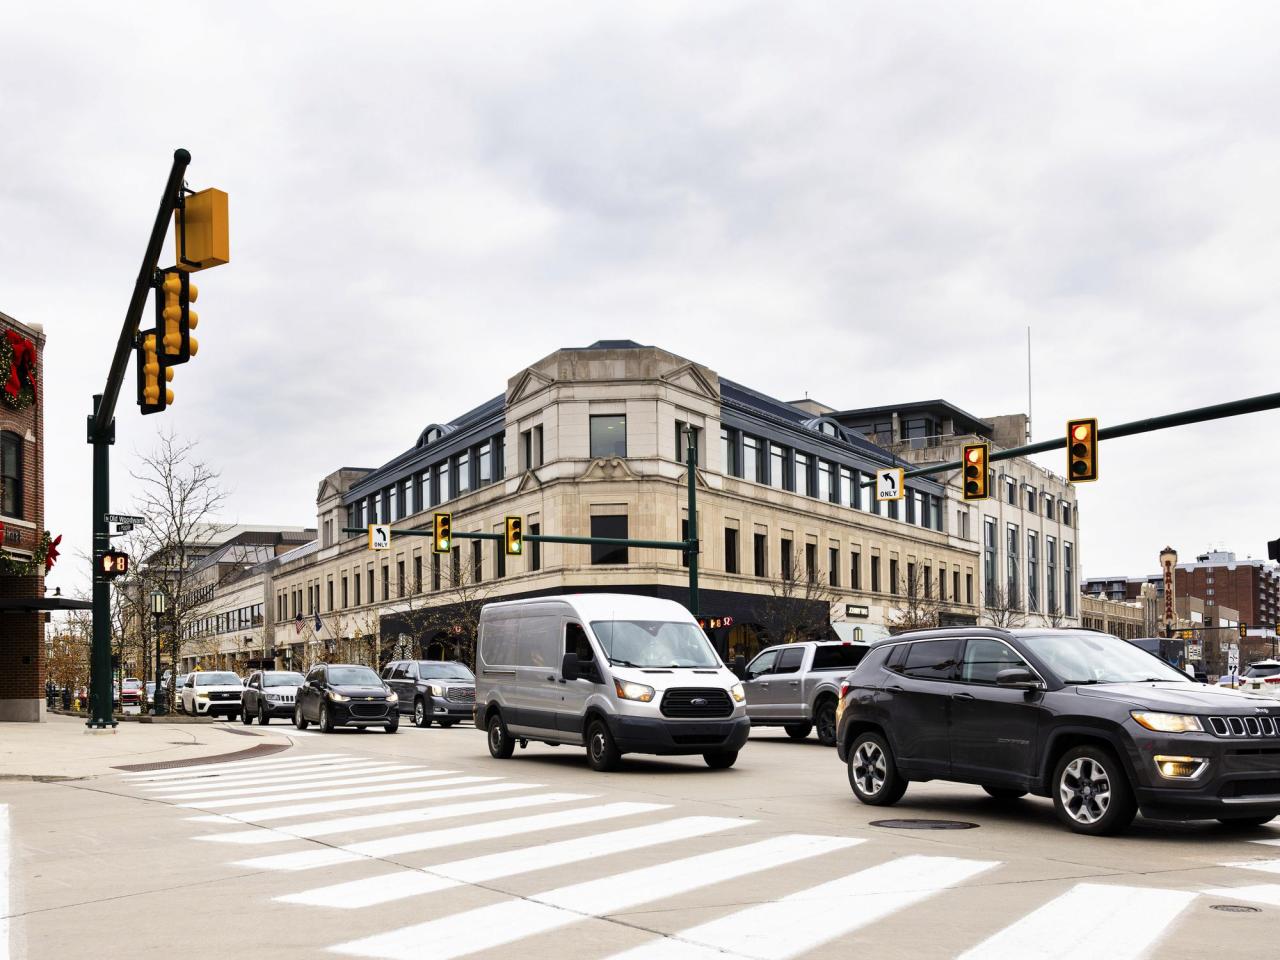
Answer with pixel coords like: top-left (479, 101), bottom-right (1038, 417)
top-left (1174, 550), bottom-right (1279, 633)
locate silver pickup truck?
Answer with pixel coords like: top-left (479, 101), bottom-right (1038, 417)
top-left (742, 640), bottom-right (870, 745)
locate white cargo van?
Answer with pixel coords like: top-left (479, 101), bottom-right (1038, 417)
top-left (474, 593), bottom-right (749, 770)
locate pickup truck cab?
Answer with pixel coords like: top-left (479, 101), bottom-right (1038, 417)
top-left (743, 640), bottom-right (870, 745)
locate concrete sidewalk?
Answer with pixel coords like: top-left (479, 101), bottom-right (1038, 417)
top-left (0, 713), bottom-right (298, 779)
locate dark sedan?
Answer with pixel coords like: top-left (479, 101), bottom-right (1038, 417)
top-left (294, 663), bottom-right (399, 733)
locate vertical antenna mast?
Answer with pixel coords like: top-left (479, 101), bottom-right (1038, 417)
top-left (1026, 325), bottom-right (1033, 443)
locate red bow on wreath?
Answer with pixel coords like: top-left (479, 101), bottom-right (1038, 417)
top-left (4, 329), bottom-right (37, 402)
top-left (45, 534), bottom-right (62, 573)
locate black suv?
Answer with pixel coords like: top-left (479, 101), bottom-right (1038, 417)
top-left (836, 627), bottom-right (1280, 835)
top-left (294, 663), bottom-right (399, 733)
top-left (381, 660), bottom-right (475, 728)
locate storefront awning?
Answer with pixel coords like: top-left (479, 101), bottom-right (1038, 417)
top-left (0, 596), bottom-right (93, 613)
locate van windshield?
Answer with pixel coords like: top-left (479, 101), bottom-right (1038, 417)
top-left (590, 620), bottom-right (721, 668)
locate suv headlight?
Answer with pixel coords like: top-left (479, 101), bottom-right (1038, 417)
top-left (1131, 711), bottom-right (1203, 733)
top-left (328, 691), bottom-right (350, 702)
top-left (730, 683), bottom-right (745, 703)
top-left (429, 684), bottom-right (445, 696)
top-left (614, 679), bottom-right (655, 702)
top-left (196, 691), bottom-right (209, 699)
top-left (386, 691), bottom-right (398, 703)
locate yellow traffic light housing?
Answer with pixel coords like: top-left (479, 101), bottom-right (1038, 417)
top-left (433, 512), bottom-right (452, 554)
top-left (175, 188), bottom-right (230, 272)
top-left (505, 516), bottom-right (523, 556)
top-left (1067, 418), bottom-right (1098, 482)
top-left (962, 443), bottom-right (989, 501)
top-left (136, 329), bottom-right (173, 414)
top-left (157, 269), bottom-right (198, 364)
top-left (1240, 623), bottom-right (1249, 640)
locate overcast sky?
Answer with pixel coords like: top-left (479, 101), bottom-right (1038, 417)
top-left (5, 2), bottom-right (1279, 598)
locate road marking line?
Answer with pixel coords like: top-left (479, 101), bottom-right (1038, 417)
top-left (195, 792), bottom-right (595, 845)
top-left (1, 805), bottom-right (9, 960)
top-left (185, 782), bottom-right (542, 823)
top-left (955, 883), bottom-right (1198, 960)
top-left (1222, 858), bottom-right (1280, 875)
top-left (602, 854), bottom-right (996, 960)
top-left (1204, 883), bottom-right (1280, 906)
top-left (121, 754), bottom-right (347, 781)
top-left (154, 768), bottom-right (450, 800)
top-left (330, 833), bottom-right (857, 960)
top-left (251, 802), bottom-right (676, 876)
top-left (141, 760), bottom-right (407, 791)
top-left (179, 775), bottom-right (486, 809)
top-left (288, 814), bottom-right (747, 911)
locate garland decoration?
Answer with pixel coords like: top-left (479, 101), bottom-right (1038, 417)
top-left (0, 529), bottom-right (59, 577)
top-left (1, 328), bottom-right (38, 410)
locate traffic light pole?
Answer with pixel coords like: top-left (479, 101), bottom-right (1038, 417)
top-left (85, 148), bottom-right (191, 730)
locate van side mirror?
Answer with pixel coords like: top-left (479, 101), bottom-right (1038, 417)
top-left (996, 667), bottom-right (1041, 689)
top-left (561, 652), bottom-right (580, 683)
top-left (732, 655), bottom-right (746, 680)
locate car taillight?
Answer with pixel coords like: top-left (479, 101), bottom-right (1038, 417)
top-left (1265, 676), bottom-right (1280, 684)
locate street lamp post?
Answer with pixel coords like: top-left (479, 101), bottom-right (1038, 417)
top-left (151, 588), bottom-right (168, 716)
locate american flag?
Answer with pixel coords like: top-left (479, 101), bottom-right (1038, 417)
top-left (294, 612), bottom-right (304, 634)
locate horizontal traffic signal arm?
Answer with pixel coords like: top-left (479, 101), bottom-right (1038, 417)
top-left (895, 390), bottom-right (1280, 483)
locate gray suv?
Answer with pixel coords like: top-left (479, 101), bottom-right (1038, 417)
top-left (382, 660), bottom-right (475, 728)
top-left (837, 627), bottom-right (1280, 835)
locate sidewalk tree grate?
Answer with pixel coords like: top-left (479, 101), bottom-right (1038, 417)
top-left (870, 819), bottom-right (979, 830)
top-left (112, 742), bottom-right (290, 772)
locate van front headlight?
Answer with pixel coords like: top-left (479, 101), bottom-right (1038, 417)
top-left (730, 683), bottom-right (745, 703)
top-left (614, 679), bottom-right (655, 703)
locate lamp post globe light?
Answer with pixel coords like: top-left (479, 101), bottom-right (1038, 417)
top-left (150, 589), bottom-right (168, 715)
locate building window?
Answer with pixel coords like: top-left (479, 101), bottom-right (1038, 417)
top-left (1006, 523), bottom-right (1020, 608)
top-left (780, 538), bottom-right (793, 580)
top-left (851, 550), bottom-right (862, 590)
top-left (456, 452), bottom-right (471, 494)
top-left (437, 461), bottom-right (450, 503)
top-left (889, 559), bottom-right (899, 596)
top-left (1062, 503), bottom-right (1072, 526)
top-left (591, 515), bottom-right (628, 564)
top-left (521, 426), bottom-right (545, 470)
top-left (413, 555), bottom-right (422, 593)
top-left (675, 422), bottom-right (698, 464)
top-left (805, 543), bottom-right (818, 583)
top-left (984, 517), bottom-right (998, 606)
top-left (924, 565), bottom-right (932, 599)
top-left (478, 441), bottom-right (492, 485)
top-left (938, 567), bottom-right (946, 601)
top-left (495, 530), bottom-right (506, 579)
top-left (742, 436), bottom-right (760, 482)
top-left (472, 541), bottom-right (483, 583)
top-left (382, 565), bottom-right (390, 601)
top-left (1044, 494), bottom-right (1055, 521)
top-left (590, 415), bottom-right (627, 458)
top-left (770, 444), bottom-right (786, 490)
top-left (1026, 486), bottom-right (1037, 513)
top-left (431, 552), bottom-right (441, 591)
top-left (794, 454), bottom-right (810, 497)
top-left (887, 498), bottom-right (898, 521)
top-left (871, 556), bottom-right (881, 593)
top-left (966, 573), bottom-right (973, 605)
top-left (907, 562), bottom-right (916, 597)
top-left (724, 528), bottom-right (739, 574)
top-left (721, 428), bottom-right (737, 477)
top-left (354, 572), bottom-right (361, 606)
top-left (1005, 476), bottom-right (1017, 505)
top-left (1046, 536), bottom-right (1057, 614)
top-left (388, 484), bottom-right (398, 522)
top-left (530, 522), bottom-right (542, 571)
top-left (341, 575), bottom-right (349, 609)
top-left (1064, 543), bottom-right (1075, 615)
top-left (817, 461), bottom-right (833, 502)
top-left (829, 547), bottom-right (840, 587)
top-left (1027, 532), bottom-right (1039, 612)
top-left (753, 532), bottom-right (767, 578)
top-left (327, 579), bottom-right (334, 611)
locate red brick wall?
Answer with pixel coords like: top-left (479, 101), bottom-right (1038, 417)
top-left (1, 313), bottom-right (46, 710)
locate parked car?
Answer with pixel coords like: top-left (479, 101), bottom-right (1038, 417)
top-left (837, 627), bottom-right (1280, 835)
top-left (119, 677), bottom-right (145, 711)
top-left (1231, 660), bottom-right (1280, 697)
top-left (382, 660), bottom-right (475, 728)
top-left (294, 663), bottom-right (399, 733)
top-left (242, 670), bottom-right (305, 725)
top-left (741, 640), bottom-right (870, 745)
top-left (179, 671), bottom-right (243, 720)
top-left (475, 593), bottom-right (748, 771)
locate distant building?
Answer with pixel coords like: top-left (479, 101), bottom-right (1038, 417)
top-left (1175, 550), bottom-right (1279, 633)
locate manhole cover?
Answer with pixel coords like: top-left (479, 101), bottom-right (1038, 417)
top-left (1211, 904), bottom-right (1261, 913)
top-left (870, 819), bottom-right (979, 830)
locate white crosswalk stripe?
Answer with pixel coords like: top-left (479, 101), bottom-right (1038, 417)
top-left (120, 754), bottom-right (349, 782)
top-left (279, 813), bottom-right (740, 908)
top-left (177, 774), bottom-right (487, 809)
top-left (1221, 857), bottom-right (1280, 875)
top-left (602, 854), bottom-right (996, 960)
top-left (194, 792), bottom-right (594, 845)
top-left (185, 781), bottom-right (542, 823)
top-left (244, 801), bottom-right (671, 873)
top-left (154, 767), bottom-right (454, 800)
top-left (955, 883), bottom-right (1198, 960)
top-left (330, 833), bottom-right (858, 960)
top-left (143, 761), bottom-right (409, 792)
top-left (1204, 883), bottom-right (1280, 906)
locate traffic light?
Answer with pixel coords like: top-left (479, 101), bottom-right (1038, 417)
top-left (175, 188), bottom-right (230, 272)
top-left (961, 443), bottom-right (989, 501)
top-left (504, 516), bottom-right (523, 556)
top-left (433, 512), bottom-right (452, 554)
top-left (135, 330), bottom-right (173, 414)
top-left (157, 269), bottom-right (198, 365)
top-left (1067, 418), bottom-right (1098, 482)
top-left (99, 550), bottom-right (129, 579)
top-left (1240, 623), bottom-right (1249, 640)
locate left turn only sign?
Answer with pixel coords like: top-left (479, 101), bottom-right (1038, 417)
top-left (368, 524), bottom-right (392, 550)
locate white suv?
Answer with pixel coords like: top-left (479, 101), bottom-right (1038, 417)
top-left (180, 671), bottom-right (244, 720)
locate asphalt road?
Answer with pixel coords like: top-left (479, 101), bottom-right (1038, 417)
top-left (5, 721), bottom-right (1280, 959)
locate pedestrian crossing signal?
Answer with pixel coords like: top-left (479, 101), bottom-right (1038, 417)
top-left (100, 550), bottom-right (129, 578)
top-left (962, 443), bottom-right (989, 501)
top-left (504, 516), bottom-right (523, 556)
top-left (433, 512), bottom-right (452, 554)
top-left (1067, 418), bottom-right (1098, 482)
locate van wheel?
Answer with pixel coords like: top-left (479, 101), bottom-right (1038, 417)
top-left (414, 699), bottom-right (430, 728)
top-left (487, 713), bottom-right (515, 759)
top-left (815, 699), bottom-right (838, 746)
top-left (784, 722), bottom-right (812, 740)
top-left (586, 719), bottom-right (621, 772)
top-left (848, 732), bottom-right (907, 806)
top-left (1052, 745), bottom-right (1136, 835)
top-left (704, 750), bottom-right (738, 769)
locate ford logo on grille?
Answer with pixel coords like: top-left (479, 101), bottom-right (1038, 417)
top-left (691, 697), bottom-right (708, 706)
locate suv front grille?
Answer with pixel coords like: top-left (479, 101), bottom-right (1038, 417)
top-left (1208, 715), bottom-right (1279, 738)
top-left (660, 688), bottom-right (733, 719)
top-left (446, 686), bottom-right (475, 704)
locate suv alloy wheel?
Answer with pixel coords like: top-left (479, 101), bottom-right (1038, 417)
top-left (847, 731), bottom-right (908, 806)
top-left (414, 699), bottom-right (429, 728)
top-left (1051, 745), bottom-right (1137, 835)
top-left (293, 703), bottom-right (308, 730)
